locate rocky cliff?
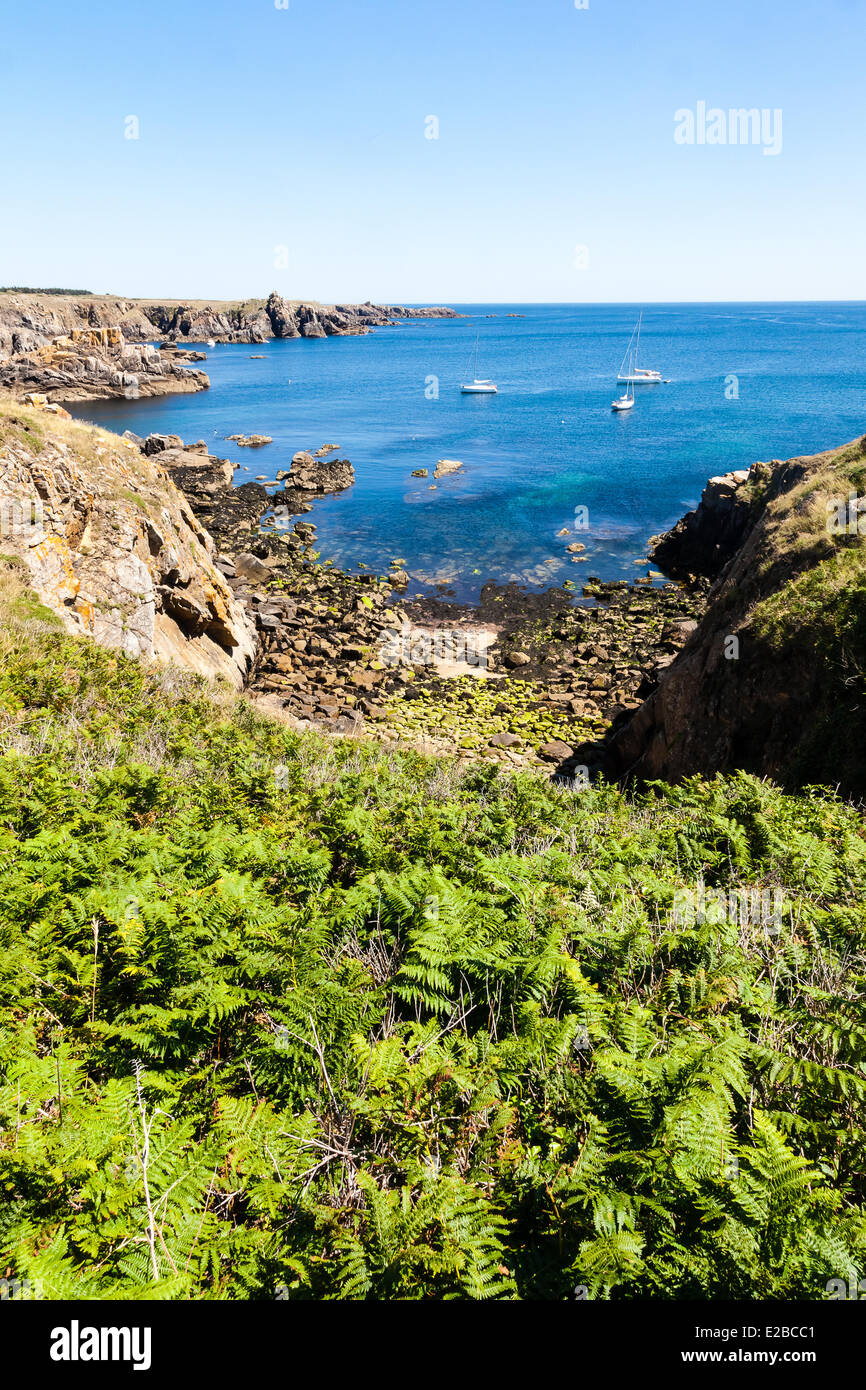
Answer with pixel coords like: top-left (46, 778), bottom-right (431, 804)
top-left (604, 434), bottom-right (866, 795)
top-left (0, 327), bottom-right (209, 403)
top-left (0, 291), bottom-right (458, 354)
top-left (0, 397), bottom-right (255, 686)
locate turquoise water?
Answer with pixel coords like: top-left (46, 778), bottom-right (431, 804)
top-left (71, 302), bottom-right (866, 602)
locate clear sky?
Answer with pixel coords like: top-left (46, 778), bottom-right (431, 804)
top-left (2, 0), bottom-right (865, 303)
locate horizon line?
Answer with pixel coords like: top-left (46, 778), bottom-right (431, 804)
top-left (6, 290), bottom-right (866, 308)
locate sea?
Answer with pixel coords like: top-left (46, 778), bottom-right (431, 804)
top-left (69, 302), bottom-right (866, 604)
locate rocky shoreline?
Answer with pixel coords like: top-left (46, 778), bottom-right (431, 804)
top-left (131, 429), bottom-right (706, 774)
top-left (0, 402), bottom-right (256, 688)
top-left (19, 392), bottom-right (823, 785)
top-left (11, 397), bottom-right (861, 793)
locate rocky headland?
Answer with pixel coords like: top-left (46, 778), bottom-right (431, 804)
top-left (603, 435), bottom-right (866, 795)
top-left (0, 291), bottom-right (458, 356)
top-left (0, 292), bottom-right (458, 408)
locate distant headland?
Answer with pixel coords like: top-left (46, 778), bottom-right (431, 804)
top-left (0, 290), bottom-right (459, 402)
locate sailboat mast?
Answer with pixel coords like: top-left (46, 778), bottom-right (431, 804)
top-left (473, 334), bottom-right (479, 381)
top-left (635, 312), bottom-right (642, 371)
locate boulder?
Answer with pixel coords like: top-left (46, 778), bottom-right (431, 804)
top-left (143, 433), bottom-right (184, 455)
top-left (234, 552), bottom-right (271, 582)
top-left (538, 740), bottom-right (575, 762)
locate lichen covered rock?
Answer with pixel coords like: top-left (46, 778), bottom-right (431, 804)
top-left (0, 401), bottom-right (255, 686)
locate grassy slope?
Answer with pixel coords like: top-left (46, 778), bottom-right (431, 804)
top-left (747, 435), bottom-right (866, 786)
top-left (0, 559), bottom-right (864, 1300)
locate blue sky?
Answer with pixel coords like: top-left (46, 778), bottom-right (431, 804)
top-left (2, 0), bottom-right (865, 303)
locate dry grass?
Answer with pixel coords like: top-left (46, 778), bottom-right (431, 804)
top-left (0, 395), bottom-right (127, 454)
top-left (0, 397), bottom-right (181, 514)
top-left (0, 291), bottom-right (333, 313)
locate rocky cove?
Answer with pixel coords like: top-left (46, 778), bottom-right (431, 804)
top-left (0, 394), bottom-right (704, 775)
top-left (2, 364), bottom-right (863, 793)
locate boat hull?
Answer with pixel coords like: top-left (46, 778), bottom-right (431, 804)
top-left (461, 383), bottom-right (498, 394)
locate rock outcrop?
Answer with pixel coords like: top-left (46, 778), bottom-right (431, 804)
top-left (385, 305), bottom-right (460, 320)
top-left (0, 399), bottom-right (255, 686)
top-left (604, 436), bottom-right (866, 795)
top-left (0, 298), bottom-right (161, 356)
top-left (648, 468), bottom-right (755, 580)
top-left (285, 450), bottom-right (355, 494)
top-left (434, 458), bottom-right (464, 479)
top-left (0, 328), bottom-right (209, 403)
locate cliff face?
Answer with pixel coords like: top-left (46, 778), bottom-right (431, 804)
top-left (605, 434), bottom-right (866, 795)
top-left (0, 291), bottom-right (458, 354)
top-left (648, 468), bottom-right (757, 580)
top-left (0, 399), bottom-right (256, 686)
top-left (0, 327), bottom-right (209, 403)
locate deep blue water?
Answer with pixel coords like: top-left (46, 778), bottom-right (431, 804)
top-left (70, 303), bottom-right (866, 603)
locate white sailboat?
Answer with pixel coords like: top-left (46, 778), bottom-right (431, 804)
top-left (617, 312), bottom-right (662, 383)
top-left (461, 335), bottom-right (498, 394)
top-left (611, 376), bottom-right (635, 412)
top-left (612, 342), bottom-right (636, 411)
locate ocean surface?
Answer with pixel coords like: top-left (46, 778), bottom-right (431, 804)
top-left (70, 303), bottom-right (866, 603)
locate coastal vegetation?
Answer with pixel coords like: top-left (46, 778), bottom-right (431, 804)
top-left (1, 559), bottom-right (865, 1300)
top-left (0, 288), bottom-right (94, 297)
